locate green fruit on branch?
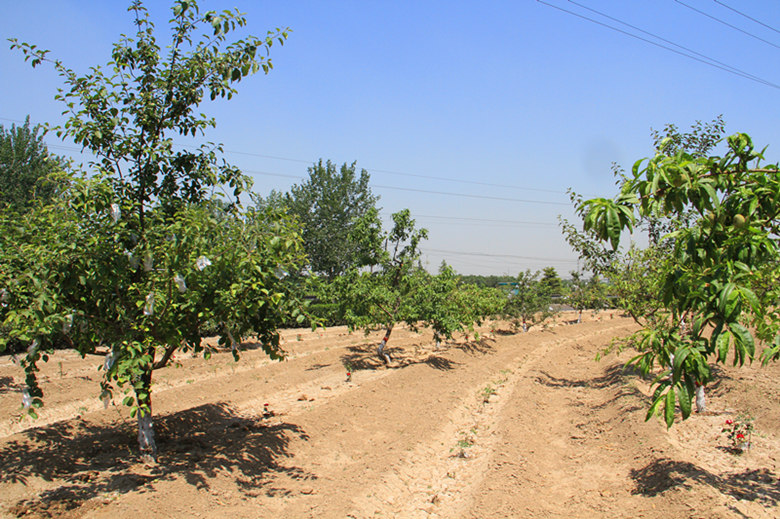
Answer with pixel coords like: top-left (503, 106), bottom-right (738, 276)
top-left (733, 214), bottom-right (747, 229)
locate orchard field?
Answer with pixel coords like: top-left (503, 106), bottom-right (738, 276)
top-left (1, 311), bottom-right (778, 518)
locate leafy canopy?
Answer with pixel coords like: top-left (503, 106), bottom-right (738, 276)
top-left (0, 117), bottom-right (65, 212)
top-left (6, 0), bottom-right (297, 460)
top-left (579, 131), bottom-right (780, 427)
top-left (285, 159), bottom-right (380, 279)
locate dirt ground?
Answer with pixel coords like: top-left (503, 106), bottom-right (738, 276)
top-left (0, 310), bottom-right (778, 518)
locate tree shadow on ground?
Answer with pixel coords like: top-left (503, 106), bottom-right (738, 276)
top-left (0, 375), bottom-right (18, 394)
top-left (305, 363), bottom-right (331, 371)
top-left (631, 457), bottom-right (780, 507)
top-left (452, 337), bottom-right (495, 355)
top-left (537, 363), bottom-right (647, 414)
top-left (340, 343), bottom-right (459, 372)
top-left (490, 328), bottom-right (516, 336)
top-left (536, 362), bottom-right (642, 389)
top-left (1, 402), bottom-right (313, 517)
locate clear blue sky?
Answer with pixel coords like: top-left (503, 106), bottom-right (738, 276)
top-left (2, 0), bottom-right (780, 275)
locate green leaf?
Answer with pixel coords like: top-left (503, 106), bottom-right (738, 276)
top-left (678, 382), bottom-right (692, 420)
top-left (730, 323), bottom-right (755, 361)
top-left (646, 392), bottom-right (665, 422)
top-left (718, 283), bottom-right (740, 321)
top-left (672, 347), bottom-right (689, 384)
top-left (739, 286), bottom-right (760, 312)
top-left (664, 388), bottom-right (676, 428)
top-left (716, 329), bottom-right (731, 363)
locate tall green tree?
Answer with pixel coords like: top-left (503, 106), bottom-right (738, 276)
top-left (0, 117), bottom-right (64, 211)
top-left (7, 0), bottom-right (298, 461)
top-left (286, 159), bottom-right (380, 279)
top-left (540, 267), bottom-right (563, 297)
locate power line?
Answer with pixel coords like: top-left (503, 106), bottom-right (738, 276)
top-left (713, 0), bottom-right (780, 36)
top-left (224, 147), bottom-right (565, 195)
top-left (370, 183), bottom-right (569, 206)
top-left (675, 0), bottom-right (780, 50)
top-left (425, 247), bottom-right (578, 263)
top-left (5, 114), bottom-right (582, 199)
top-left (566, 0), bottom-right (773, 86)
top-left (398, 213), bottom-right (558, 226)
top-left (536, 0), bottom-right (780, 90)
top-left (240, 169), bottom-right (568, 205)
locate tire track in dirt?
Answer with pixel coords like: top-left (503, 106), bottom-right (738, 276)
top-left (345, 322), bottom-right (638, 518)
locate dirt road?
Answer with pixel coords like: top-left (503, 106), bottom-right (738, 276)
top-left (1, 311), bottom-right (778, 518)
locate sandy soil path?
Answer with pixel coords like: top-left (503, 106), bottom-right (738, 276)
top-left (1, 311), bottom-right (778, 518)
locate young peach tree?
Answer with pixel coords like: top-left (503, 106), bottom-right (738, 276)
top-left (578, 132), bottom-right (780, 427)
top-left (3, 0), bottom-right (303, 461)
top-left (336, 210), bottom-right (502, 363)
top-left (336, 209), bottom-right (428, 364)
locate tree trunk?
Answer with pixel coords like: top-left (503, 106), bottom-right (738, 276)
top-left (377, 324), bottom-right (394, 365)
top-left (136, 367), bottom-right (157, 463)
top-left (695, 384), bottom-right (706, 413)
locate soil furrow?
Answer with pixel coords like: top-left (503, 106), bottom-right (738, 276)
top-left (346, 322), bottom-right (638, 518)
top-left (3, 311), bottom-right (778, 519)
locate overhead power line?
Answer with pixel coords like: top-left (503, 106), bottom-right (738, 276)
top-left (713, 0), bottom-right (780, 36)
top-left (240, 169), bottom-right (569, 205)
top-left (398, 213), bottom-right (558, 226)
top-left (537, 0), bottom-right (780, 90)
top-left (370, 183), bottom-right (569, 206)
top-left (566, 0), bottom-right (773, 87)
top-left (4, 114), bottom-right (586, 199)
top-left (425, 247), bottom-right (578, 263)
top-left (675, 0), bottom-right (780, 50)
top-left (224, 146), bottom-right (565, 195)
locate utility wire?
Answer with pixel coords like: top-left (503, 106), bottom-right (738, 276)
top-left (713, 0), bottom-right (780, 36)
top-left (425, 247), bottom-right (578, 263)
top-left (675, 0), bottom-right (780, 50)
top-left (567, 0), bottom-right (772, 86)
top-left (370, 183), bottom-right (569, 206)
top-left (225, 146), bottom-right (564, 194)
top-left (36, 144), bottom-right (574, 207)
top-left (19, 121), bottom-right (572, 197)
top-left (537, 0), bottom-right (780, 90)
top-left (5, 114), bottom-right (584, 199)
top-left (398, 213), bottom-right (558, 226)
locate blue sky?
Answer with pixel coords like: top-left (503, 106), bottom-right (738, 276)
top-left (2, 0), bottom-right (780, 275)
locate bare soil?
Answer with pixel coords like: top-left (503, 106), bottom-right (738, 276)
top-left (1, 311), bottom-right (778, 518)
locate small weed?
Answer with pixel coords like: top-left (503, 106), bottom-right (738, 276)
top-left (481, 385), bottom-right (496, 403)
top-left (451, 431), bottom-right (476, 458)
top-left (455, 438), bottom-right (472, 449)
top-left (186, 379), bottom-right (194, 384)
